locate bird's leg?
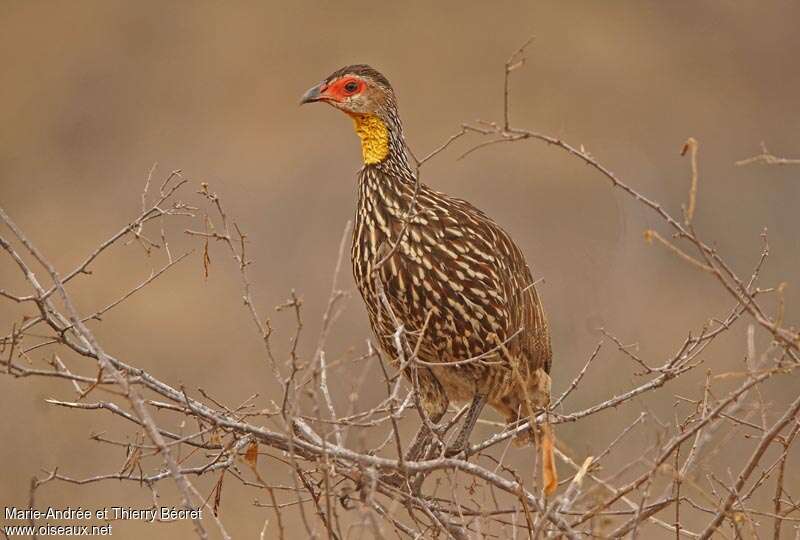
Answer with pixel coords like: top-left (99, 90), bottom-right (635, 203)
top-left (409, 398), bottom-right (481, 492)
top-left (444, 393), bottom-right (487, 457)
top-left (403, 404), bottom-right (447, 462)
top-left (380, 372), bottom-right (450, 488)
top-left (404, 424), bottom-right (435, 463)
top-left (379, 407), bottom-right (445, 489)
top-left (405, 367), bottom-right (449, 460)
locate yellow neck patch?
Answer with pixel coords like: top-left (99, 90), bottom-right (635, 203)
top-left (350, 114), bottom-right (389, 164)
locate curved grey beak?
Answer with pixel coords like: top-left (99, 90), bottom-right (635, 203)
top-left (300, 83), bottom-right (325, 105)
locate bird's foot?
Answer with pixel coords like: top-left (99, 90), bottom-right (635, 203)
top-left (378, 470), bottom-right (409, 488)
top-left (443, 442), bottom-right (469, 458)
top-left (441, 393), bottom-right (485, 459)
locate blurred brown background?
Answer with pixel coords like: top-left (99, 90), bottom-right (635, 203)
top-left (1, 1), bottom-right (798, 538)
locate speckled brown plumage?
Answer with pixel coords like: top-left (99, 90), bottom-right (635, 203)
top-left (302, 65), bottom-right (553, 453)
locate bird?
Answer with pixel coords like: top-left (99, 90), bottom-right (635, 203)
top-left (301, 65), bottom-right (556, 489)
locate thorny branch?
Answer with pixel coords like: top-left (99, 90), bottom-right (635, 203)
top-left (2, 39), bottom-right (798, 539)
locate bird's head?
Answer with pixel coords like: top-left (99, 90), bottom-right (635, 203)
top-left (301, 65), bottom-right (400, 165)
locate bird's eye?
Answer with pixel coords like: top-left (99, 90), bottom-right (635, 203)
top-left (344, 81), bottom-right (359, 93)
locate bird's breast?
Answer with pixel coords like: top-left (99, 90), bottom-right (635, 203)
top-left (352, 192), bottom-right (515, 371)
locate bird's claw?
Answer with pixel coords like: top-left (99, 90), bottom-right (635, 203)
top-left (443, 443), bottom-right (470, 459)
top-left (378, 471), bottom-right (408, 488)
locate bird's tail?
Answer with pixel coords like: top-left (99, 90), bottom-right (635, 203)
top-left (540, 421), bottom-right (558, 496)
top-left (510, 365), bottom-right (558, 496)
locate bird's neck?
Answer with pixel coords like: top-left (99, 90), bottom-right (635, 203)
top-left (349, 112), bottom-right (410, 171)
top-left (352, 109), bottom-right (419, 227)
top-left (356, 131), bottom-right (419, 226)
top-left (350, 114), bottom-right (390, 165)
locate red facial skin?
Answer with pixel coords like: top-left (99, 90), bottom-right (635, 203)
top-left (319, 77), bottom-right (364, 102)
